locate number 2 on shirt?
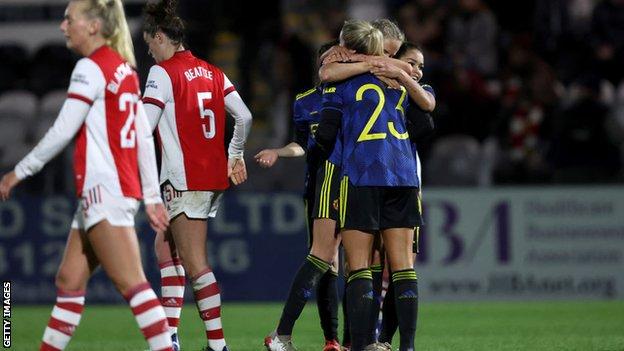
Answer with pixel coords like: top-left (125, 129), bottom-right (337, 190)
top-left (197, 92), bottom-right (216, 139)
top-left (119, 92), bottom-right (138, 148)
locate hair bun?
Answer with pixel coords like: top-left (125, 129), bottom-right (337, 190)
top-left (164, 0), bottom-right (178, 15)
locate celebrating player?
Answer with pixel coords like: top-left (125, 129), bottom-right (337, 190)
top-left (316, 19), bottom-right (410, 348)
top-left (372, 41), bottom-right (437, 348)
top-left (315, 20), bottom-right (421, 351)
top-left (257, 41), bottom-right (342, 351)
top-left (141, 1), bottom-right (252, 350)
top-left (319, 19), bottom-right (409, 87)
top-left (0, 1), bottom-right (174, 350)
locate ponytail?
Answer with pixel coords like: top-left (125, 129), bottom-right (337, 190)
top-left (78, 0), bottom-right (136, 67)
top-left (339, 20), bottom-right (384, 56)
top-left (108, 0), bottom-right (136, 67)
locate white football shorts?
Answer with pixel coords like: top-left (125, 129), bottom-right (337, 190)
top-left (71, 184), bottom-right (140, 231)
top-left (162, 182), bottom-right (223, 220)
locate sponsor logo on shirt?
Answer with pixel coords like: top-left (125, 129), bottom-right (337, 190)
top-left (146, 80), bottom-right (158, 90)
top-left (71, 73), bottom-right (89, 85)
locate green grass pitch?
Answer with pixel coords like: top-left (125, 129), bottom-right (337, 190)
top-left (9, 301), bottom-right (624, 350)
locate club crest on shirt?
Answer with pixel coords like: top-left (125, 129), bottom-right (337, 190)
top-left (309, 123), bottom-right (319, 138)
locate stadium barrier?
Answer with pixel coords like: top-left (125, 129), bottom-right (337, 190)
top-left (1, 187), bottom-right (623, 303)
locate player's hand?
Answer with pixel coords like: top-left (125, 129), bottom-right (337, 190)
top-left (322, 46), bottom-right (355, 65)
top-left (376, 75), bottom-right (402, 89)
top-left (254, 149), bottom-right (279, 168)
top-left (0, 171), bottom-right (20, 201)
top-left (349, 54), bottom-right (369, 62)
top-left (228, 158), bottom-right (247, 185)
top-left (145, 202), bottom-right (169, 232)
top-left (370, 64), bottom-right (402, 79)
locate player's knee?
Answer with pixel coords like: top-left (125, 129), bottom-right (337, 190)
top-left (310, 243), bottom-right (334, 263)
top-left (55, 268), bottom-right (87, 292)
top-left (389, 260), bottom-right (413, 272)
top-left (182, 259), bottom-right (209, 279)
top-left (107, 273), bottom-right (145, 296)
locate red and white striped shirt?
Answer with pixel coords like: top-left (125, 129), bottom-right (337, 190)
top-left (15, 46), bottom-right (161, 204)
top-left (143, 50), bottom-right (251, 191)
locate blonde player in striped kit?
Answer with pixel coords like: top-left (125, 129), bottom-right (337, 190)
top-left (0, 1), bottom-right (174, 350)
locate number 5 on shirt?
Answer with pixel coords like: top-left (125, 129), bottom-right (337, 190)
top-left (197, 92), bottom-right (216, 139)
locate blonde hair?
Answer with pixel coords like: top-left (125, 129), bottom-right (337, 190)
top-left (76, 0), bottom-right (136, 67)
top-left (371, 18), bottom-right (405, 42)
top-left (339, 20), bottom-right (384, 56)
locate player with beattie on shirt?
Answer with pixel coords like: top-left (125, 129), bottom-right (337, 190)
top-left (0, 1), bottom-right (175, 350)
top-left (140, 1), bottom-right (252, 350)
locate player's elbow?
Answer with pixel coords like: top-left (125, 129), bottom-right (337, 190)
top-left (422, 96), bottom-right (436, 112)
top-left (240, 110), bottom-right (253, 124)
top-left (315, 133), bottom-right (335, 156)
top-left (318, 67), bottom-right (332, 83)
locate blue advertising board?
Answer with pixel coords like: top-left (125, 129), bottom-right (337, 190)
top-left (0, 192), bottom-right (310, 303)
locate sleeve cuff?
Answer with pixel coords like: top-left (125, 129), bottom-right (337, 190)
top-left (143, 195), bottom-right (163, 205)
top-left (228, 150), bottom-right (244, 159)
top-left (14, 164), bottom-right (28, 180)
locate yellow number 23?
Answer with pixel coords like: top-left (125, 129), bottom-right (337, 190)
top-left (356, 84), bottom-right (409, 142)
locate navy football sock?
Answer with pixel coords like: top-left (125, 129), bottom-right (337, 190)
top-left (346, 268), bottom-right (375, 351)
top-left (378, 279), bottom-right (398, 343)
top-left (342, 285), bottom-right (351, 347)
top-left (392, 269), bottom-right (418, 351)
top-left (317, 269), bottom-right (339, 341)
top-left (277, 254), bottom-right (330, 336)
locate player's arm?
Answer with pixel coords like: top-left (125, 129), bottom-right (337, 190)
top-left (0, 98), bottom-right (89, 200)
top-left (255, 98), bottom-right (308, 167)
top-left (255, 142), bottom-right (305, 168)
top-left (1, 58), bottom-right (97, 200)
top-left (224, 75), bottom-right (252, 185)
top-left (142, 65), bottom-right (170, 131)
top-left (135, 100), bottom-right (162, 206)
top-left (371, 65), bottom-right (436, 112)
top-left (406, 109), bottom-right (435, 143)
top-left (319, 61), bottom-right (372, 83)
top-left (400, 77), bottom-right (436, 112)
top-left (315, 108), bottom-right (342, 158)
top-left (315, 84), bottom-right (343, 157)
top-left (321, 45), bottom-right (412, 74)
top-left (319, 55), bottom-right (411, 84)
top-left (135, 100), bottom-right (169, 232)
top-left (319, 44), bottom-right (355, 65)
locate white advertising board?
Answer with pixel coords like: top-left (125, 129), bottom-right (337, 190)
top-left (417, 186), bottom-right (624, 301)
